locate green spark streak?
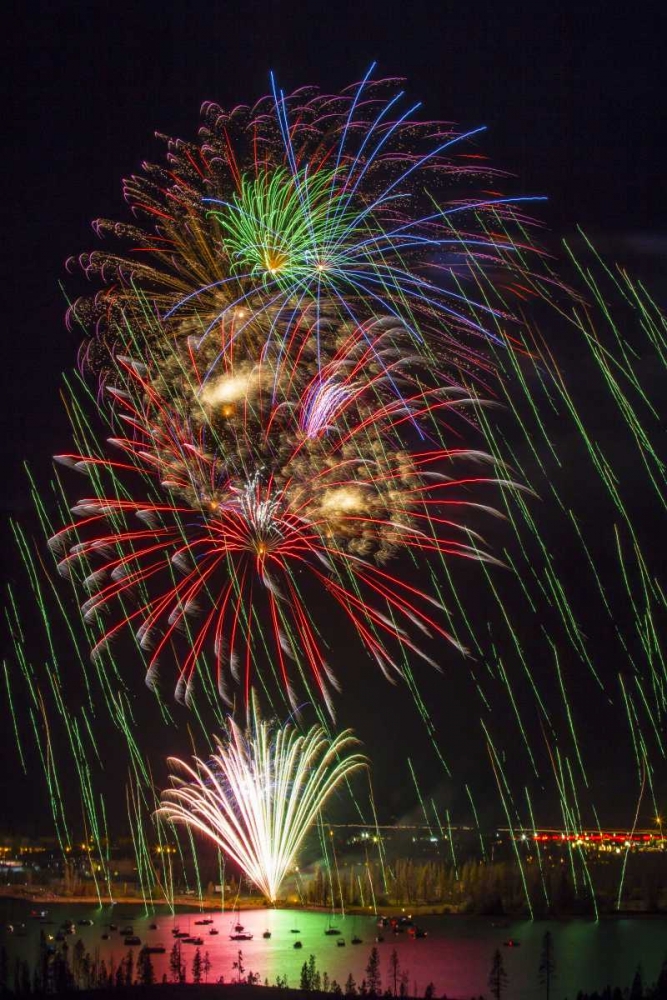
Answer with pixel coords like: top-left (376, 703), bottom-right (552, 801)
top-left (483, 723), bottom-right (533, 919)
top-left (2, 658), bottom-right (27, 773)
top-left (524, 788), bottom-right (549, 909)
top-left (465, 784), bottom-right (486, 861)
top-left (407, 757), bottom-right (433, 836)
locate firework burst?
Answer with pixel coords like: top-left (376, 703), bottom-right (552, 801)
top-left (158, 695), bottom-right (365, 902)
top-left (67, 70), bottom-right (544, 386)
top-left (51, 339), bottom-right (508, 713)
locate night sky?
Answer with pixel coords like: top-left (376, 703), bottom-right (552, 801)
top-left (1, 1), bottom-right (666, 836)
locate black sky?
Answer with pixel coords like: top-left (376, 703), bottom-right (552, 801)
top-left (1, 0), bottom-right (666, 834)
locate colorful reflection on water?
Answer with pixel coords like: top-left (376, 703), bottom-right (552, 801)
top-left (2, 901), bottom-right (667, 1000)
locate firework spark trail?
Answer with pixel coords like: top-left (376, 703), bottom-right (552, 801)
top-left (158, 695), bottom-right (366, 902)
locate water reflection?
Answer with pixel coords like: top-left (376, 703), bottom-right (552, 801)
top-left (2, 901), bottom-right (667, 1000)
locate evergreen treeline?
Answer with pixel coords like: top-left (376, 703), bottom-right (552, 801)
top-left (304, 855), bottom-right (667, 915)
top-left (2, 930), bottom-right (667, 1000)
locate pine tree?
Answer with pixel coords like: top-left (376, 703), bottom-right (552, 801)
top-left (539, 931), bottom-right (556, 1000)
top-left (81, 951), bottom-right (92, 990)
top-left (366, 947), bottom-right (382, 996)
top-left (301, 961), bottom-right (312, 991)
top-left (137, 948), bottom-right (156, 986)
top-left (169, 942), bottom-right (183, 984)
top-left (192, 948), bottom-right (202, 985)
top-left (115, 961), bottom-right (125, 989)
top-left (389, 948), bottom-right (401, 996)
top-left (54, 946), bottom-right (74, 993)
top-left (655, 958), bottom-right (667, 1000)
top-left (97, 959), bottom-right (109, 989)
top-left (202, 951), bottom-right (212, 984)
top-left (629, 965), bottom-right (644, 1000)
top-left (488, 949), bottom-right (508, 1000)
top-left (345, 972), bottom-right (358, 996)
top-left (123, 949), bottom-right (135, 988)
top-left (72, 939), bottom-right (85, 986)
top-left (309, 955), bottom-right (321, 991)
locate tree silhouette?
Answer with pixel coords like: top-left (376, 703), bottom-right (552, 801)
top-left (539, 931), bottom-right (556, 1000)
top-left (202, 951), bottom-right (212, 984)
top-left (169, 942), bottom-right (184, 984)
top-left (489, 949), bottom-right (508, 1000)
top-left (192, 948), bottom-right (202, 985)
top-left (389, 948), bottom-right (401, 997)
top-left (655, 958), bottom-right (667, 1000)
top-left (232, 949), bottom-right (245, 983)
top-left (137, 948), bottom-right (156, 986)
top-left (366, 947), bottom-right (382, 996)
top-left (123, 949), bottom-right (134, 989)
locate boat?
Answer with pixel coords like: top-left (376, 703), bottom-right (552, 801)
top-left (293, 940), bottom-right (303, 949)
top-left (503, 939), bottom-right (520, 948)
top-left (209, 928), bottom-right (219, 936)
top-left (290, 928), bottom-right (300, 934)
top-left (124, 936), bottom-right (141, 946)
top-left (230, 932), bottom-right (253, 941)
top-left (173, 931), bottom-right (190, 939)
top-left (351, 936), bottom-right (363, 945)
top-left (78, 919), bottom-right (94, 926)
top-left (416, 928), bottom-right (428, 939)
top-left (195, 918), bottom-right (213, 925)
top-left (149, 923), bottom-right (158, 930)
top-left (337, 939), bottom-right (346, 947)
top-left (233, 922), bottom-right (245, 933)
top-left (144, 945), bottom-right (166, 954)
top-left (120, 926), bottom-right (134, 936)
top-left (101, 933), bottom-right (110, 941)
top-left (262, 931), bottom-right (271, 939)
top-left (183, 937), bottom-right (204, 946)
top-left (109, 924), bottom-right (118, 931)
top-left (324, 920), bottom-right (341, 936)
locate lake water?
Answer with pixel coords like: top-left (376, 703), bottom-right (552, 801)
top-left (2, 901), bottom-right (667, 999)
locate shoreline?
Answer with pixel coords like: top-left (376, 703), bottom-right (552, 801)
top-left (0, 889), bottom-right (437, 917)
top-left (1, 888), bottom-right (666, 920)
